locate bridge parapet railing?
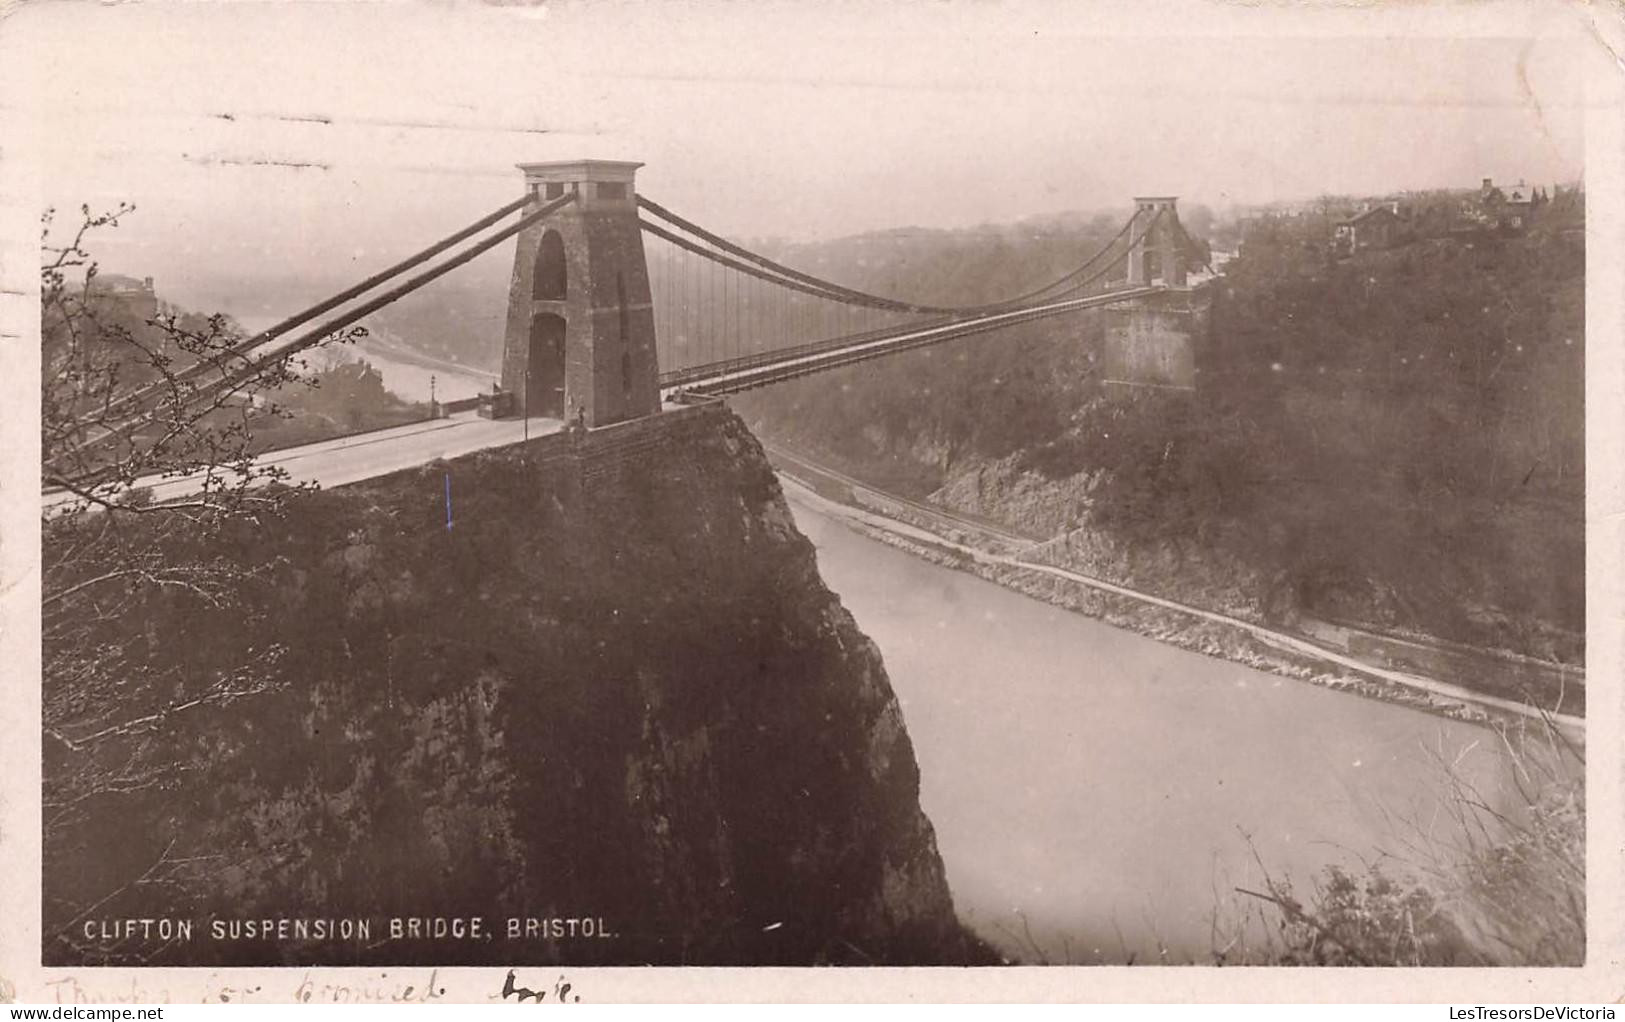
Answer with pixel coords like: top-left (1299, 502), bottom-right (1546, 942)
top-left (478, 390), bottom-right (516, 419)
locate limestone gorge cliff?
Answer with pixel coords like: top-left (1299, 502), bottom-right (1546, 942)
top-left (733, 214), bottom-right (1586, 669)
top-left (42, 404), bottom-right (978, 967)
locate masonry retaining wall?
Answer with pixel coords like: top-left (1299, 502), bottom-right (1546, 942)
top-left (418, 398), bottom-right (734, 499)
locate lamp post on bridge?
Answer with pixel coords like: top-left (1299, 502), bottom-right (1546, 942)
top-left (523, 362), bottom-right (531, 442)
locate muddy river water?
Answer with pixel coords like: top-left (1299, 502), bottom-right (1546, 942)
top-left (789, 499), bottom-right (1515, 964)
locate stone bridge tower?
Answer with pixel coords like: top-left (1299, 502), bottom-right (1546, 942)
top-left (1103, 196), bottom-right (1211, 390)
top-left (500, 160), bottom-right (661, 427)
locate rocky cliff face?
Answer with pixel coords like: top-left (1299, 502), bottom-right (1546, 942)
top-left (43, 406), bottom-right (977, 967)
top-left (929, 453), bottom-right (1274, 622)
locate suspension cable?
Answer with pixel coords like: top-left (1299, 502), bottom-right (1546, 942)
top-left (643, 202), bottom-right (1149, 378)
top-left (81, 193), bottom-right (536, 429)
top-left (61, 193), bottom-right (578, 470)
top-left (180, 192), bottom-right (579, 415)
top-left (989, 211), bottom-right (1146, 305)
top-left (653, 205), bottom-right (1152, 389)
top-left (638, 194), bottom-right (1142, 316)
top-left (640, 218), bottom-right (888, 308)
top-left (1057, 206), bottom-right (1161, 296)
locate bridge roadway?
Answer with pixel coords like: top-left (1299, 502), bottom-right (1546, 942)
top-left (42, 411), bottom-right (570, 515)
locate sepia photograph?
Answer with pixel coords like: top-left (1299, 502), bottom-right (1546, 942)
top-left (2, 0), bottom-right (1619, 1001)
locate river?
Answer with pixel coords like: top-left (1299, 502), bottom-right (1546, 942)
top-left (237, 316), bottom-right (496, 404)
top-left (786, 498), bottom-right (1517, 965)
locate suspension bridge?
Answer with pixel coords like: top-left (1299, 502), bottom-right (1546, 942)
top-left (46, 159), bottom-right (1213, 506)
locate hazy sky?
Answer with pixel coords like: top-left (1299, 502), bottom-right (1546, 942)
top-left (1, 0), bottom-right (1591, 317)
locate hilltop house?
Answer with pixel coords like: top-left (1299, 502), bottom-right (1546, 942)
top-left (1463, 177), bottom-right (1545, 232)
top-left (1332, 201), bottom-right (1406, 256)
top-left (87, 273), bottom-right (159, 322)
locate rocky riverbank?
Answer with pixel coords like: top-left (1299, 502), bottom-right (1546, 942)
top-left (777, 466), bottom-right (1579, 735)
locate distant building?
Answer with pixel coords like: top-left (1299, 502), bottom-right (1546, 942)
top-left (1465, 177), bottom-right (1545, 232)
top-left (1234, 198), bottom-right (1331, 226)
top-left (87, 273), bottom-right (158, 322)
top-left (1332, 202), bottom-right (1405, 256)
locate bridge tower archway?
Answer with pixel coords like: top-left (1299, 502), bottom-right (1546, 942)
top-left (526, 313), bottom-right (567, 418)
top-left (500, 160), bottom-right (661, 427)
top-left (533, 230), bottom-right (567, 301)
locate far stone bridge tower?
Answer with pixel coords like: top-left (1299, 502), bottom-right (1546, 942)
top-left (1102, 196), bottom-right (1211, 391)
top-left (500, 160), bottom-right (662, 427)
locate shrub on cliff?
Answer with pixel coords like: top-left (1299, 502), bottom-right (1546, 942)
top-left (1224, 720), bottom-right (1583, 966)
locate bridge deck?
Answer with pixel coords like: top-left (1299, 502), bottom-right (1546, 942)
top-left (47, 285), bottom-right (1177, 512)
top-left (663, 285), bottom-right (1166, 397)
top-left (43, 411), bottom-right (572, 513)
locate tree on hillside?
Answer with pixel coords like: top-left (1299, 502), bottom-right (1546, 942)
top-left (294, 360), bottom-right (395, 430)
top-left (39, 204), bottom-right (362, 960)
top-left (41, 205), bottom-right (366, 506)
